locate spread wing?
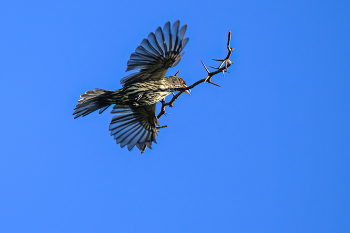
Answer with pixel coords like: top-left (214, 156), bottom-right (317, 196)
top-left (120, 20), bottom-right (189, 86)
top-left (109, 104), bottom-right (160, 153)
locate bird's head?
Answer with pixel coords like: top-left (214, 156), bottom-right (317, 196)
top-left (167, 76), bottom-right (191, 95)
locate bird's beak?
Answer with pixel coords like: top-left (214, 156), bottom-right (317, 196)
top-left (182, 84), bottom-right (191, 95)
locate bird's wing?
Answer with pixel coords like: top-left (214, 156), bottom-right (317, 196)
top-left (120, 20), bottom-right (189, 86)
top-left (109, 104), bottom-right (160, 153)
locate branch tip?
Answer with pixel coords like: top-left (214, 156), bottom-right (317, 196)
top-left (208, 81), bottom-right (221, 87)
top-left (157, 30), bottom-right (233, 120)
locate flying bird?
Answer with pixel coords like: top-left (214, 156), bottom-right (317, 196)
top-left (73, 21), bottom-right (190, 153)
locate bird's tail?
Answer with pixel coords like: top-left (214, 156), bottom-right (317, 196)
top-left (73, 88), bottom-right (116, 118)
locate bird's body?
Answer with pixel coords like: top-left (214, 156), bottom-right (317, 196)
top-left (111, 77), bottom-right (185, 106)
top-left (73, 21), bottom-right (189, 153)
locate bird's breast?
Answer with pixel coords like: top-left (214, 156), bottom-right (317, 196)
top-left (119, 81), bottom-right (173, 106)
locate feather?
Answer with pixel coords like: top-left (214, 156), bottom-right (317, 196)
top-left (121, 21), bottom-right (189, 86)
top-left (163, 21), bottom-right (171, 53)
top-left (73, 89), bottom-right (114, 118)
top-left (148, 32), bottom-right (164, 56)
top-left (109, 104), bottom-right (158, 152)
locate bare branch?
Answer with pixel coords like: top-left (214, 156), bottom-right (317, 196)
top-left (157, 30), bottom-right (234, 120)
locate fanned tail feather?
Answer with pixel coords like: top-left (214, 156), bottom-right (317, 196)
top-left (73, 88), bottom-right (114, 118)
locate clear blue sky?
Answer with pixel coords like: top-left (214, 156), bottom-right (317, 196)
top-left (1, 0), bottom-right (349, 232)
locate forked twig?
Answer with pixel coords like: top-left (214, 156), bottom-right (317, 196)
top-left (157, 31), bottom-right (234, 120)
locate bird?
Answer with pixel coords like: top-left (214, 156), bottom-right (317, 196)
top-left (73, 21), bottom-right (190, 153)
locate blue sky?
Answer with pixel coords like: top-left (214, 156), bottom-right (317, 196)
top-left (1, 0), bottom-right (349, 232)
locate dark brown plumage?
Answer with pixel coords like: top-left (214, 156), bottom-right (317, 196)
top-left (73, 21), bottom-right (190, 153)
